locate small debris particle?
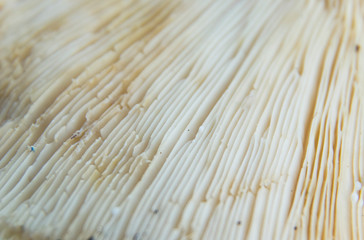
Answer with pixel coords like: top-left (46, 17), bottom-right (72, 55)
top-left (30, 146), bottom-right (35, 152)
top-left (71, 130), bottom-right (81, 139)
top-left (87, 236), bottom-right (94, 240)
top-left (187, 129), bottom-right (190, 131)
top-left (153, 209), bottom-right (159, 214)
top-left (294, 226), bottom-right (297, 230)
top-left (237, 221), bottom-right (241, 225)
top-left (355, 45), bottom-right (360, 52)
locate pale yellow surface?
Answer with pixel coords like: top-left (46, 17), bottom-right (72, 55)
top-left (0, 0), bottom-right (364, 239)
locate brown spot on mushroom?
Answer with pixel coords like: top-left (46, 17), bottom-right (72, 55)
top-left (355, 45), bottom-right (360, 52)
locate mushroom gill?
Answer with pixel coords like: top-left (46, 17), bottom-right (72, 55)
top-left (0, 0), bottom-right (364, 239)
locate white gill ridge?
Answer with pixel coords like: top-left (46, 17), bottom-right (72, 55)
top-left (0, 0), bottom-right (364, 239)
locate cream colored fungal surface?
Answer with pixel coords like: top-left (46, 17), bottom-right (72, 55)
top-left (1, 0), bottom-right (364, 239)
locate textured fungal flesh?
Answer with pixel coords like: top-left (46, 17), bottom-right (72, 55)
top-left (0, 0), bottom-right (364, 239)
